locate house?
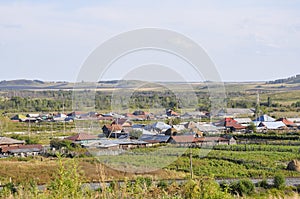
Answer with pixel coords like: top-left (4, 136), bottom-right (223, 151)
top-left (112, 118), bottom-right (132, 128)
top-left (258, 121), bottom-right (286, 130)
top-left (181, 121), bottom-right (204, 136)
top-left (181, 111), bottom-right (208, 119)
top-left (26, 113), bottom-right (40, 118)
top-left (80, 112), bottom-right (99, 119)
top-left (166, 109), bottom-right (179, 117)
top-left (53, 113), bottom-right (67, 122)
top-left (0, 136), bottom-right (42, 157)
top-left (183, 121), bottom-right (198, 129)
top-left (65, 133), bottom-right (99, 144)
top-left (287, 118), bottom-right (300, 129)
top-left (196, 123), bottom-right (220, 135)
top-left (1, 144), bottom-right (43, 157)
top-left (287, 118), bottom-right (300, 124)
top-left (214, 118), bottom-right (246, 131)
top-left (102, 124), bottom-right (125, 138)
top-left (172, 124), bottom-right (186, 132)
top-left (24, 117), bottom-right (41, 123)
top-left (144, 122), bottom-right (171, 133)
top-left (276, 118), bottom-right (297, 128)
top-left (83, 138), bottom-right (149, 153)
top-left (139, 134), bottom-right (171, 145)
top-left (67, 111), bottom-right (84, 119)
top-left (125, 110), bottom-right (153, 121)
top-left (169, 135), bottom-right (196, 146)
top-left (98, 114), bottom-right (114, 121)
top-left (83, 140), bottom-right (121, 156)
top-left (0, 136), bottom-right (25, 148)
top-left (234, 118), bottom-right (252, 127)
top-left (10, 114), bottom-right (27, 122)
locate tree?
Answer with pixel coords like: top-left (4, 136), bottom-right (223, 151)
top-left (129, 130), bottom-right (143, 139)
top-left (246, 122), bottom-right (256, 133)
top-left (267, 96), bottom-right (272, 107)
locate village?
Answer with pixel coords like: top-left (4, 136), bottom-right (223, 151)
top-left (1, 107), bottom-right (300, 158)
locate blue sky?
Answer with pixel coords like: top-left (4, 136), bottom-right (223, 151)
top-left (0, 0), bottom-right (300, 82)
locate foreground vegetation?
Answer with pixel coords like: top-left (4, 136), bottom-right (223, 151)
top-left (1, 156), bottom-right (298, 199)
top-left (1, 142), bottom-right (300, 184)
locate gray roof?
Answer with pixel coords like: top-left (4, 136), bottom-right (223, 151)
top-left (139, 134), bottom-right (171, 143)
top-left (196, 124), bottom-right (219, 132)
top-left (234, 118), bottom-right (252, 124)
top-left (0, 137), bottom-right (25, 145)
top-left (144, 122), bottom-right (171, 131)
top-left (259, 121), bottom-right (286, 129)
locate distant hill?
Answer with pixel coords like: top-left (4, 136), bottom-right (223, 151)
top-left (266, 75), bottom-right (300, 84)
top-left (0, 79), bottom-right (73, 90)
top-left (0, 79), bottom-right (45, 86)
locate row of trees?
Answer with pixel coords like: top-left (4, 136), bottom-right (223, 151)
top-left (1, 90), bottom-right (297, 113)
top-left (0, 90), bottom-right (210, 113)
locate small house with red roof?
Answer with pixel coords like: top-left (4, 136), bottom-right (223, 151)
top-left (214, 118), bottom-right (246, 132)
top-left (276, 118), bottom-right (297, 128)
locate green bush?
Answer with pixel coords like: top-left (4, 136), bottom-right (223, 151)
top-left (157, 180), bottom-right (168, 189)
top-left (273, 174), bottom-right (285, 189)
top-left (230, 179), bottom-right (254, 196)
top-left (257, 179), bottom-right (269, 189)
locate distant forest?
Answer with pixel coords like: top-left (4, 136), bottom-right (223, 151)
top-left (0, 90), bottom-right (211, 113)
top-left (267, 74), bottom-right (300, 84)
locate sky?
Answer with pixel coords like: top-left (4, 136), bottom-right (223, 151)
top-left (0, 0), bottom-right (300, 82)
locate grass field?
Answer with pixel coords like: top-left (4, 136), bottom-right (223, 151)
top-left (1, 143), bottom-right (300, 186)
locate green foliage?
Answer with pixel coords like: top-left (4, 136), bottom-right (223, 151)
top-left (235, 133), bottom-right (300, 141)
top-left (273, 174), bottom-right (285, 190)
top-left (166, 117), bottom-right (181, 125)
top-left (48, 155), bottom-right (84, 199)
top-left (229, 179), bottom-right (254, 196)
top-left (181, 178), bottom-right (233, 199)
top-left (129, 130), bottom-right (143, 139)
top-left (257, 179), bottom-right (269, 189)
top-left (267, 96), bottom-right (272, 107)
top-left (50, 138), bottom-right (74, 150)
top-left (247, 122), bottom-right (256, 133)
top-left (0, 182), bottom-right (17, 198)
top-left (292, 101), bottom-right (300, 107)
top-left (135, 176), bottom-right (152, 188)
top-left (183, 179), bottom-right (200, 199)
top-left (10, 134), bottom-right (40, 144)
top-left (157, 180), bottom-right (168, 189)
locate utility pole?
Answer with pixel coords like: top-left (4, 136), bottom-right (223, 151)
top-left (255, 91), bottom-right (260, 121)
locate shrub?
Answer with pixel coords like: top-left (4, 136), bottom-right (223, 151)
top-left (230, 179), bottom-right (254, 196)
top-left (183, 179), bottom-right (200, 199)
top-left (157, 180), bottom-right (168, 189)
top-left (273, 174), bottom-right (285, 190)
top-left (257, 179), bottom-right (269, 189)
top-left (47, 155), bottom-right (84, 199)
